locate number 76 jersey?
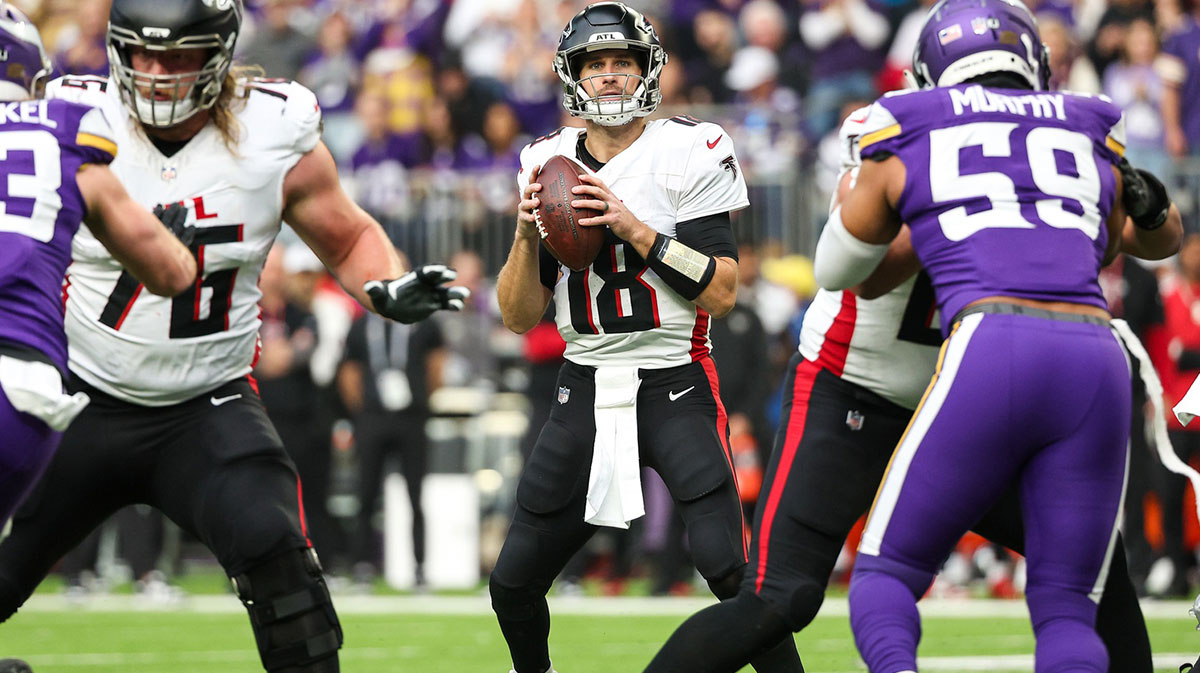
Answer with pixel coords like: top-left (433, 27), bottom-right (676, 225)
top-left (49, 76), bottom-right (322, 406)
top-left (857, 84), bottom-right (1125, 332)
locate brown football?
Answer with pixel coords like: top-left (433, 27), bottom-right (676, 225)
top-left (534, 154), bottom-right (605, 272)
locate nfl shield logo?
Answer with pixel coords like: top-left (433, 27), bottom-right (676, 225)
top-left (938, 24), bottom-right (962, 45)
top-left (972, 16), bottom-right (998, 34)
top-left (557, 386), bottom-right (571, 404)
top-left (161, 165), bottom-right (177, 182)
top-left (845, 410), bottom-right (865, 432)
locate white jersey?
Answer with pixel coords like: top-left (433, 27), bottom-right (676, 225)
top-left (518, 117), bottom-right (748, 368)
top-left (49, 75), bottom-right (321, 405)
top-left (798, 107), bottom-right (940, 410)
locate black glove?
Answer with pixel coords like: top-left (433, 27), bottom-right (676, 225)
top-left (363, 264), bottom-right (470, 324)
top-left (153, 202), bottom-right (196, 247)
top-left (1119, 158), bottom-right (1170, 231)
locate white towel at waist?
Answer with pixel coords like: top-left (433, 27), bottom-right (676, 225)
top-left (0, 355), bottom-right (89, 431)
top-left (585, 366), bottom-right (644, 529)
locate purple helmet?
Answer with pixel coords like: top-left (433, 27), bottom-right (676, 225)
top-left (0, 3), bottom-right (51, 100)
top-left (911, 0), bottom-right (1050, 91)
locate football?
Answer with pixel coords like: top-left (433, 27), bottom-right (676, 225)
top-left (534, 154), bottom-right (605, 272)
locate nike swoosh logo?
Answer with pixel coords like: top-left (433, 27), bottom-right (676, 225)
top-left (210, 394), bottom-right (242, 406)
top-left (668, 386), bottom-right (696, 402)
top-left (706, 135), bottom-right (722, 149)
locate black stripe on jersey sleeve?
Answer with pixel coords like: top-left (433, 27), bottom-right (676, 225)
top-left (676, 211), bottom-right (738, 261)
top-left (539, 245), bottom-right (561, 289)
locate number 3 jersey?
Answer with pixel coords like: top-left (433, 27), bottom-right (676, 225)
top-left (517, 118), bottom-right (748, 368)
top-left (858, 84), bottom-right (1125, 332)
top-left (47, 76), bottom-right (322, 405)
top-left (0, 99), bottom-right (116, 373)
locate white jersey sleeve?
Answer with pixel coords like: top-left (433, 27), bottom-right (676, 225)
top-left (243, 78), bottom-right (323, 157)
top-left (674, 121), bottom-right (749, 222)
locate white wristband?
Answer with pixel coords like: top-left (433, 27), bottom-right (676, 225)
top-left (813, 206), bottom-right (890, 291)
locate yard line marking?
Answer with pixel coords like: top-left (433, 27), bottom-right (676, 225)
top-left (17, 594), bottom-right (1198, 619)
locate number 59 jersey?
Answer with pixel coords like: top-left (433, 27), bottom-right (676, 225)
top-left (48, 76), bottom-right (322, 406)
top-left (858, 84), bottom-right (1125, 332)
top-left (518, 118), bottom-right (748, 368)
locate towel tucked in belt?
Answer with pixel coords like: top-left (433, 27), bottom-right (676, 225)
top-left (586, 366), bottom-right (644, 528)
top-left (0, 355), bottom-right (89, 431)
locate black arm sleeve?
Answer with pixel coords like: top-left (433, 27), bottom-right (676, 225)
top-left (675, 211), bottom-right (738, 261)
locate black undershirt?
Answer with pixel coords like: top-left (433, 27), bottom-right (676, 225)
top-left (576, 133), bottom-right (605, 171)
top-left (149, 136), bottom-right (190, 157)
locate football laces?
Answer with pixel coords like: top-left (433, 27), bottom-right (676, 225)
top-left (532, 207), bottom-right (548, 239)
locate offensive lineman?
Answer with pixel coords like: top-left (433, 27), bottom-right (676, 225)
top-left (0, 1), bottom-right (467, 672)
top-left (493, 3), bottom-right (802, 673)
top-left (644, 106), bottom-right (1168, 672)
top-left (812, 0), bottom-right (1181, 670)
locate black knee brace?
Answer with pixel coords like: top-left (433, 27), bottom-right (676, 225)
top-left (232, 547), bottom-right (342, 671)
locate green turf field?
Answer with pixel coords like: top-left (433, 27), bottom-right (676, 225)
top-left (2, 594), bottom-right (1199, 672)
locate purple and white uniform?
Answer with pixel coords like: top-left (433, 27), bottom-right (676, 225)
top-left (848, 84), bottom-right (1131, 673)
top-left (0, 98), bottom-right (116, 522)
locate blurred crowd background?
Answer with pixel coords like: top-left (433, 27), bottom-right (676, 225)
top-left (23, 0), bottom-right (1200, 604)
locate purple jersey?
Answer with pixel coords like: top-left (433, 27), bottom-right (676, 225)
top-left (858, 85), bottom-right (1125, 333)
top-left (0, 98), bottom-right (116, 371)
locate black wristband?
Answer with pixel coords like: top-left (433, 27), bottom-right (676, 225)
top-left (647, 233), bottom-right (717, 301)
top-left (1120, 160), bottom-right (1169, 230)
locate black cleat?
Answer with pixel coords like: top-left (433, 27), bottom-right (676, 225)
top-left (0, 660), bottom-right (31, 673)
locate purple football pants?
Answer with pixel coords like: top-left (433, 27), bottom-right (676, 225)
top-left (0, 388), bottom-right (60, 526)
top-left (849, 312), bottom-right (1129, 673)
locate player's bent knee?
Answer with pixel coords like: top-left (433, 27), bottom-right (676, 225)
top-left (489, 574), bottom-right (544, 621)
top-left (781, 576), bottom-right (827, 631)
top-left (706, 565), bottom-right (744, 600)
top-left (232, 547), bottom-right (342, 671)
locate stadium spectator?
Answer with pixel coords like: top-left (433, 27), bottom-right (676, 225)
top-left (797, 0), bottom-right (888, 137)
top-left (1041, 15), bottom-right (1101, 92)
top-left (1086, 0), bottom-right (1154, 78)
top-left (499, 0), bottom-right (562, 139)
top-left (361, 21), bottom-right (437, 137)
top-left (346, 91), bottom-right (420, 240)
top-left (683, 9), bottom-right (738, 103)
top-left (1104, 17), bottom-right (1169, 178)
top-left (296, 10), bottom-right (362, 163)
top-left (48, 0), bottom-right (106, 77)
top-left (1158, 0), bottom-right (1200, 159)
top-left (238, 0), bottom-right (316, 80)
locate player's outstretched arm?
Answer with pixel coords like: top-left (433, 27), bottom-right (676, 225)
top-left (77, 163), bottom-right (197, 297)
top-left (282, 141), bottom-right (468, 323)
top-left (498, 164), bottom-right (553, 333)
